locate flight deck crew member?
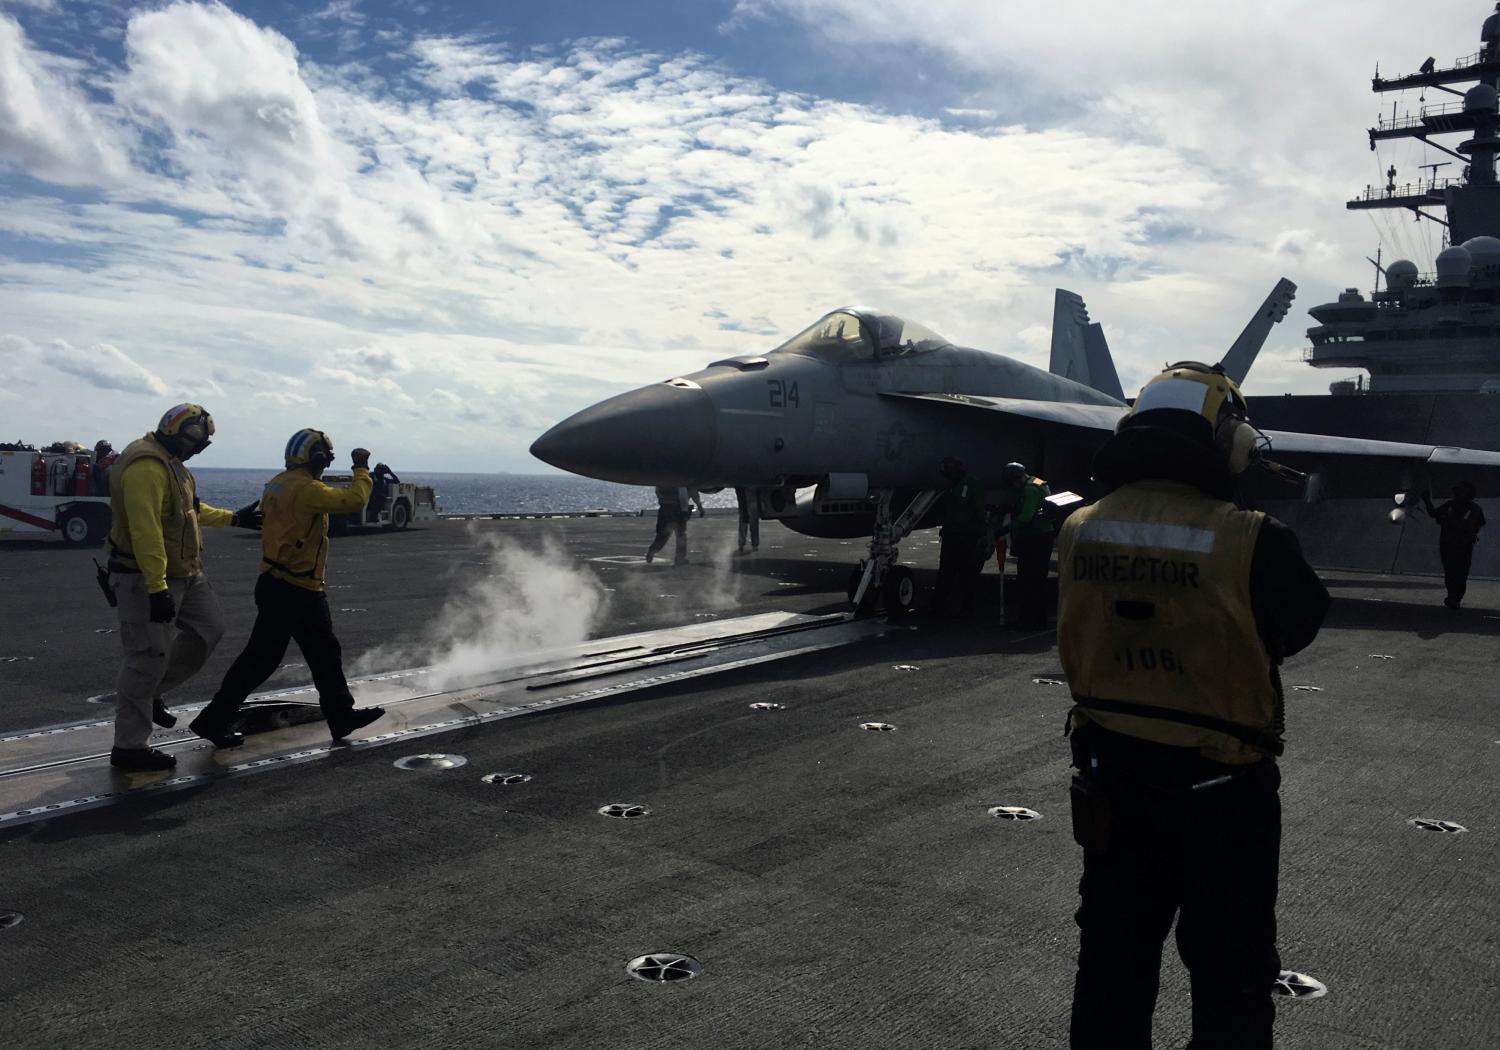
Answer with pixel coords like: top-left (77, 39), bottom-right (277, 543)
top-left (1421, 481), bottom-right (1485, 609)
top-left (931, 457), bottom-right (987, 617)
top-left (106, 404), bottom-right (262, 772)
top-left (735, 485), bottom-right (760, 554)
top-left (1057, 362), bottom-right (1329, 1050)
top-left (645, 485), bottom-right (702, 565)
top-left (190, 430), bottom-right (386, 748)
top-left (996, 462), bottom-right (1055, 629)
top-left (368, 461), bottom-right (400, 522)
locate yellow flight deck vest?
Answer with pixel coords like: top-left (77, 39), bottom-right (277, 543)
top-left (1057, 481), bottom-right (1278, 764)
top-left (260, 468), bottom-right (344, 591)
top-left (108, 434), bottom-right (204, 579)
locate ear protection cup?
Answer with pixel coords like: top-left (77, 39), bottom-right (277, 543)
top-left (1216, 417), bottom-right (1261, 475)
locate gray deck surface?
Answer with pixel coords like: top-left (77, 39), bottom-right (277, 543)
top-left (1, 516), bottom-right (1496, 1048)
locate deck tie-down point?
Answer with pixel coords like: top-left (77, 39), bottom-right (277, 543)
top-left (627, 953), bottom-right (701, 982)
top-left (393, 754), bottom-right (467, 771)
top-left (1272, 971), bottom-right (1327, 1000)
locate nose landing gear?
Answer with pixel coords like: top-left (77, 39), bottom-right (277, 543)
top-left (847, 489), bottom-right (941, 617)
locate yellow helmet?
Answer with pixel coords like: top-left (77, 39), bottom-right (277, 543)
top-left (284, 428), bottom-right (334, 469)
top-left (155, 403), bottom-right (214, 457)
top-left (1121, 362), bottom-right (1261, 474)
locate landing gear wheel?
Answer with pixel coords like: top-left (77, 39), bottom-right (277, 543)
top-left (389, 500), bottom-right (411, 530)
top-left (882, 565), bottom-right (916, 616)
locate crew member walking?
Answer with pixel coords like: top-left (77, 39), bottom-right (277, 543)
top-left (190, 430), bottom-right (385, 747)
top-left (996, 461), bottom-right (1055, 629)
top-left (735, 485), bottom-right (760, 555)
top-left (1421, 481), bottom-right (1485, 609)
top-left (1056, 363), bottom-right (1328, 1049)
top-left (106, 404), bottom-right (261, 771)
top-left (645, 485), bottom-right (702, 565)
top-left (931, 456), bottom-right (987, 617)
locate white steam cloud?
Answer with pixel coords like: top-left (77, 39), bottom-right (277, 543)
top-left (357, 530), bottom-right (609, 689)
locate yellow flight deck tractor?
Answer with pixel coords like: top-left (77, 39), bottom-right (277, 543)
top-left (322, 470), bottom-right (439, 535)
top-left (0, 443), bottom-right (113, 545)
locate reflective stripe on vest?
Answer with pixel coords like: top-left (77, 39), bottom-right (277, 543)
top-left (259, 468), bottom-right (331, 589)
top-left (1056, 480), bottom-right (1276, 763)
top-left (107, 434), bottom-right (203, 579)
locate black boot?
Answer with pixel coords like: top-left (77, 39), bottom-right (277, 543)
top-left (151, 697), bottom-right (177, 729)
top-left (328, 706), bottom-right (385, 741)
top-left (110, 747), bottom-right (176, 771)
top-left (188, 715), bottom-right (244, 749)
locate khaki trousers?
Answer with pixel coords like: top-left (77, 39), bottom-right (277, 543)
top-left (111, 573), bottom-right (226, 749)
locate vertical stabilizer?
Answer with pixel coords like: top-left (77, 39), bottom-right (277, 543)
top-left (1083, 322), bottom-right (1124, 401)
top-left (1050, 290), bottom-right (1125, 400)
top-left (1219, 278), bottom-right (1297, 385)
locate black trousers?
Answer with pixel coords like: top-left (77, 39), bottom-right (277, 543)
top-left (1012, 529), bottom-right (1055, 627)
top-left (1069, 727), bottom-right (1281, 1050)
top-left (933, 529), bottom-right (986, 615)
top-left (647, 507), bottom-right (688, 562)
top-left (200, 574), bottom-right (357, 727)
top-left (1440, 539), bottom-right (1473, 604)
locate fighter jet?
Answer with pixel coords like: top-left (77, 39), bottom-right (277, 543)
top-left (532, 281), bottom-right (1500, 612)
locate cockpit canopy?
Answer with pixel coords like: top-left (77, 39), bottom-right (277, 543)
top-left (772, 309), bottom-right (952, 363)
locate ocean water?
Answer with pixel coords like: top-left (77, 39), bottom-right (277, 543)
top-left (191, 469), bottom-right (740, 517)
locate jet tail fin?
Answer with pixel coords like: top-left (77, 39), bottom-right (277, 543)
top-left (1050, 289), bottom-right (1125, 401)
top-left (1218, 278), bottom-right (1297, 385)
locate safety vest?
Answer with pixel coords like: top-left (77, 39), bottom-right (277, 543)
top-left (1056, 480), bottom-right (1277, 764)
top-left (1013, 476), bottom-right (1054, 536)
top-left (108, 434), bottom-right (203, 578)
top-left (259, 468), bottom-right (334, 591)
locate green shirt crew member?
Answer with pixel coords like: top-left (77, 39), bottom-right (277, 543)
top-left (995, 462), bottom-right (1055, 630)
top-left (105, 404), bottom-right (261, 772)
top-left (1057, 362), bottom-right (1328, 1050)
top-left (190, 429), bottom-right (387, 749)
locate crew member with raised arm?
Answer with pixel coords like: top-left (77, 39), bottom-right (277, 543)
top-left (190, 429), bottom-right (385, 747)
top-left (106, 404), bottom-right (261, 771)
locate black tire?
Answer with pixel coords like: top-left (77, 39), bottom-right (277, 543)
top-left (58, 508), bottom-right (91, 545)
top-left (390, 499), bottom-right (411, 530)
top-left (58, 505), bottom-right (106, 546)
top-left (882, 565), bottom-right (916, 616)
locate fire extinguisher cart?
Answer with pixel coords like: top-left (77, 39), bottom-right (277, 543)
top-left (0, 445), bottom-right (112, 545)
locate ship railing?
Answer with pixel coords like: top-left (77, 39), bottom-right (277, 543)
top-left (1350, 180), bottom-right (1458, 203)
top-left (1375, 100), bottom-right (1466, 132)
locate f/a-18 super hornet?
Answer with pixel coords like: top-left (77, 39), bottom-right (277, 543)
top-left (531, 279), bottom-right (1500, 612)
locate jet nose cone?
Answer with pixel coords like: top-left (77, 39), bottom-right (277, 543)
top-left (530, 382), bottom-right (717, 485)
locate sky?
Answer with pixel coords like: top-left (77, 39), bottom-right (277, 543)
top-left (0, 0), bottom-right (1481, 470)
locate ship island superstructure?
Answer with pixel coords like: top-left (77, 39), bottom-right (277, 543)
top-left (1306, 3), bottom-right (1500, 394)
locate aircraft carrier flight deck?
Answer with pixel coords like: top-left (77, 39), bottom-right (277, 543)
top-left (0, 516), bottom-right (1496, 1049)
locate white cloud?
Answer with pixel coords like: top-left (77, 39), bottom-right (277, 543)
top-left (1, 2), bottom-right (1471, 464)
top-left (41, 339), bottom-right (169, 396)
top-left (0, 13), bottom-right (128, 184)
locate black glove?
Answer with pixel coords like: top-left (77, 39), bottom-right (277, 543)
top-left (148, 590), bottom-right (177, 624)
top-left (231, 499), bottom-right (262, 530)
top-left (351, 447), bottom-right (371, 470)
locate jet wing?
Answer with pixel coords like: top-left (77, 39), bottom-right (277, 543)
top-left (885, 392), bottom-right (1500, 466)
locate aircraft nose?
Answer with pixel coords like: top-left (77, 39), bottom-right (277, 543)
top-left (530, 382), bottom-right (718, 485)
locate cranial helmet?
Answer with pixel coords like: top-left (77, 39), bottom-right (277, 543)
top-left (284, 428), bottom-right (335, 469)
top-left (1121, 362), bottom-right (1262, 474)
top-left (156, 403), bottom-right (215, 457)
